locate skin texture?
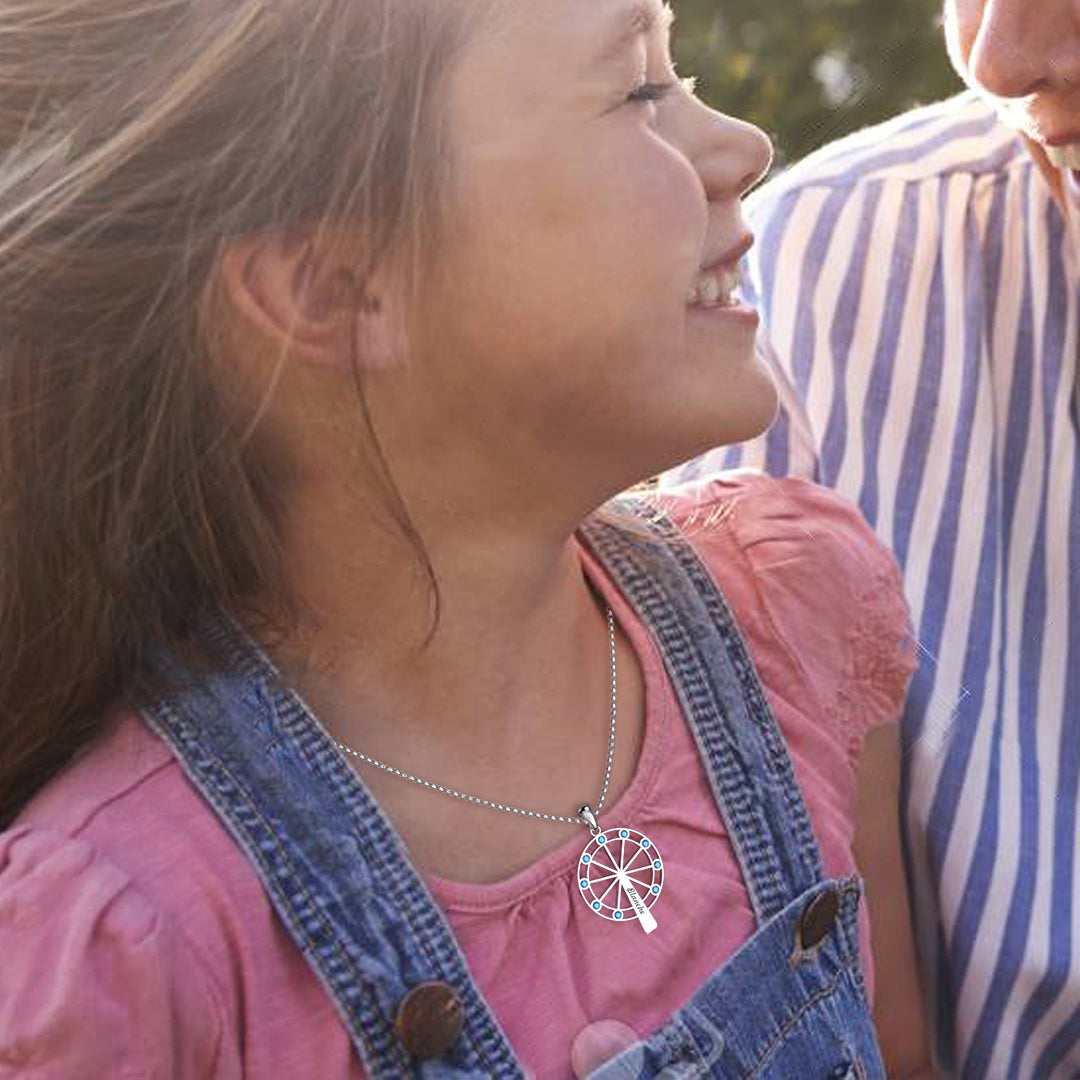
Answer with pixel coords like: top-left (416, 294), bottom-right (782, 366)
top-left (218, 0), bottom-right (935, 1072)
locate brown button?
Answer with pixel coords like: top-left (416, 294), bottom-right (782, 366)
top-left (394, 981), bottom-right (465, 1060)
top-left (798, 887), bottom-right (840, 951)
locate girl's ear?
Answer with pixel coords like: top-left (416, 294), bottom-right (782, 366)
top-left (219, 227), bottom-right (408, 372)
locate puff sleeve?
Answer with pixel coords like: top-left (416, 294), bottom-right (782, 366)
top-left (668, 472), bottom-right (919, 769)
top-left (0, 824), bottom-right (235, 1079)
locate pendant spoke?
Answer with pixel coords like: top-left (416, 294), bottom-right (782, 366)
top-left (587, 869), bottom-right (620, 884)
top-left (595, 848), bottom-right (622, 875)
top-left (597, 876), bottom-right (621, 905)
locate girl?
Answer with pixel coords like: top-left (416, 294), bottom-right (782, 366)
top-left (0, 0), bottom-right (938, 1076)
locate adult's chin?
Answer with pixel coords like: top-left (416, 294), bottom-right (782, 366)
top-left (1017, 134), bottom-right (1080, 234)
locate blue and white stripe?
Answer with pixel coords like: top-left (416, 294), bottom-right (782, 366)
top-left (663, 90), bottom-right (1080, 1079)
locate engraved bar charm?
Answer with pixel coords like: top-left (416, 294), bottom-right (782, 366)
top-left (616, 868), bottom-right (658, 933)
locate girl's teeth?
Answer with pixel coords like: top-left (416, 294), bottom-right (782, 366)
top-left (1045, 144), bottom-right (1080, 170)
top-left (687, 264), bottom-right (741, 308)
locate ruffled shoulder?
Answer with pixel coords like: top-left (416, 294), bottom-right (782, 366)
top-left (0, 824), bottom-right (228, 1078)
top-left (654, 471), bottom-right (918, 767)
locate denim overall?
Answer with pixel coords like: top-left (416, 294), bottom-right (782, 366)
top-left (138, 497), bottom-right (886, 1080)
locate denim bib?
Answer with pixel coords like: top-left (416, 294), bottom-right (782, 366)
top-left (139, 497), bottom-right (886, 1079)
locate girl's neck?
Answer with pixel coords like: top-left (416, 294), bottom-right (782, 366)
top-left (256, 496), bottom-right (613, 775)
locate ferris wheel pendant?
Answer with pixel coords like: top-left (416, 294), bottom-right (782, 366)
top-left (576, 805), bottom-right (663, 933)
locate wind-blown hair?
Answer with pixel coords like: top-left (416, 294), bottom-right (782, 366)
top-left (0, 0), bottom-right (476, 830)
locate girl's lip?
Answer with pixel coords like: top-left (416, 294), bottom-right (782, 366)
top-left (687, 298), bottom-right (760, 329)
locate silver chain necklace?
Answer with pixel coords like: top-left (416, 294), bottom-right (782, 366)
top-left (328, 604), bottom-right (664, 932)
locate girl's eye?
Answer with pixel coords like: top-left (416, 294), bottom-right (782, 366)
top-left (626, 80), bottom-right (678, 106)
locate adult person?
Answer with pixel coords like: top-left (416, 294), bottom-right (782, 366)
top-left (664, 1), bottom-right (1080, 1076)
top-left (0, 0), bottom-right (938, 1076)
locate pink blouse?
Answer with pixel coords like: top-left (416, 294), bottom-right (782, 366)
top-left (0, 474), bottom-right (918, 1080)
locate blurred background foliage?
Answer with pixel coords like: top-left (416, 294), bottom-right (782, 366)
top-left (670, 0), bottom-right (965, 176)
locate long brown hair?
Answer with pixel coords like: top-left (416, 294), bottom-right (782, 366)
top-left (0, 0), bottom-right (477, 830)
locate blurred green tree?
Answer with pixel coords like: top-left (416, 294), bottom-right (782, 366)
top-left (671, 0), bottom-right (965, 175)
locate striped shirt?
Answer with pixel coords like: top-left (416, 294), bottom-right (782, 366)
top-left (662, 90), bottom-right (1080, 1079)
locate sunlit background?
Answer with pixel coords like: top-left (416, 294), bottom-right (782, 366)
top-left (671, 0), bottom-right (964, 176)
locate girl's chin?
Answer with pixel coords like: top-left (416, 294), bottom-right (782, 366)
top-left (681, 383), bottom-right (780, 460)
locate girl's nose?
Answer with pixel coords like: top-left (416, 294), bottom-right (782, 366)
top-left (686, 104), bottom-right (774, 203)
top-left (732, 117), bottom-right (774, 199)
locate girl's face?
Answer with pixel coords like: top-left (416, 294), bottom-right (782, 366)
top-left (388, 0), bottom-right (776, 493)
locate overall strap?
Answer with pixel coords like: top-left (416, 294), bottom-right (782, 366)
top-left (578, 496), bottom-right (823, 923)
top-left (139, 614), bottom-right (525, 1080)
